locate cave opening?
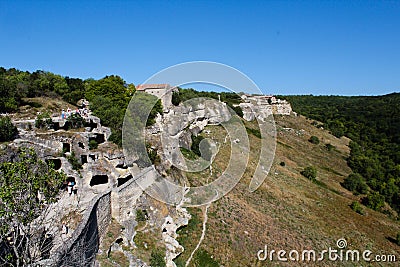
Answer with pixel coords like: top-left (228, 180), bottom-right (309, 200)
top-left (90, 175), bottom-right (108, 186)
top-left (45, 158), bottom-right (62, 170)
top-left (81, 155), bottom-right (88, 164)
top-left (117, 175), bottom-right (133, 187)
top-left (62, 143), bottom-right (71, 153)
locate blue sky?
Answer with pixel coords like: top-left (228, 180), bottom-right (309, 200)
top-left (0, 0), bottom-right (399, 95)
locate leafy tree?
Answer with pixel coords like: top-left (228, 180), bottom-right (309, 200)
top-left (0, 148), bottom-right (66, 266)
top-left (341, 173), bottom-right (368, 195)
top-left (301, 166), bottom-right (317, 181)
top-left (308, 136), bottom-right (320, 145)
top-left (172, 91), bottom-right (181, 106)
top-left (0, 116), bottom-right (18, 142)
top-left (85, 76), bottom-right (133, 146)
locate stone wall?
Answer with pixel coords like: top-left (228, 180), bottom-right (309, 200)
top-left (51, 191), bottom-right (112, 267)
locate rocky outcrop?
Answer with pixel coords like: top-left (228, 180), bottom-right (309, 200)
top-left (239, 95), bottom-right (292, 121)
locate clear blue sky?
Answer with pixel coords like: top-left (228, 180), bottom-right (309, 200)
top-left (1, 0), bottom-right (399, 95)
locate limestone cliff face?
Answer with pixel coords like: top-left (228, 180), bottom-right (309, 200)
top-left (239, 96), bottom-right (292, 121)
top-left (5, 95), bottom-right (293, 266)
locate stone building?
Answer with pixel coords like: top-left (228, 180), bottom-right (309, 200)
top-left (136, 83), bottom-right (178, 111)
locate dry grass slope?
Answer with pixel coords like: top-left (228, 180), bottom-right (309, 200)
top-left (177, 114), bottom-right (400, 267)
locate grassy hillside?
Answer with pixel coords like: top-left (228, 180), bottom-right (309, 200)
top-left (175, 114), bottom-right (400, 267)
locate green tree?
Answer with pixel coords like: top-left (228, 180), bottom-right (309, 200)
top-left (0, 116), bottom-right (18, 142)
top-left (0, 148), bottom-right (66, 266)
top-left (341, 173), bottom-right (368, 195)
top-left (172, 91), bottom-right (181, 106)
top-left (362, 192), bottom-right (385, 211)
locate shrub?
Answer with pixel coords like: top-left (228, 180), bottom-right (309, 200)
top-left (150, 250), bottom-right (166, 267)
top-left (66, 112), bottom-right (84, 129)
top-left (146, 143), bottom-right (159, 164)
top-left (193, 249), bottom-right (219, 267)
top-left (67, 151), bottom-right (82, 170)
top-left (308, 135), bottom-right (320, 145)
top-left (362, 192), bottom-right (385, 211)
top-left (350, 201), bottom-right (365, 215)
top-left (325, 143), bottom-right (335, 151)
top-left (0, 116), bottom-right (18, 142)
top-left (246, 127), bottom-right (262, 139)
top-left (301, 166), bottom-right (317, 181)
top-left (280, 161), bottom-right (286, 167)
top-left (89, 139), bottom-right (98, 150)
top-left (341, 173), bottom-right (368, 195)
top-left (396, 232), bottom-right (400, 246)
top-left (136, 209), bottom-right (147, 222)
top-left (191, 135), bottom-right (205, 157)
top-left (35, 111), bottom-right (53, 129)
top-left (230, 104), bottom-right (243, 118)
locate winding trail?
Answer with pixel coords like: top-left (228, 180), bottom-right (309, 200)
top-left (185, 203), bottom-right (210, 267)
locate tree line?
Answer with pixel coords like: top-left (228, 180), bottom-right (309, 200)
top-left (281, 94), bottom-right (400, 215)
top-left (0, 67), bottom-right (165, 146)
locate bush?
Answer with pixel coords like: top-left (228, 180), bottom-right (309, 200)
top-left (150, 250), bottom-right (165, 267)
top-left (0, 116), bottom-right (18, 142)
top-left (67, 151), bottom-right (82, 170)
top-left (89, 140), bottom-right (98, 150)
top-left (308, 135), bottom-right (320, 145)
top-left (362, 192), bottom-right (385, 211)
top-left (350, 201), bottom-right (365, 215)
top-left (341, 173), bottom-right (368, 195)
top-left (136, 209), bottom-right (147, 222)
top-left (35, 111), bottom-right (53, 129)
top-left (192, 249), bottom-right (219, 267)
top-left (396, 232), bottom-right (400, 246)
top-left (66, 112), bottom-right (84, 129)
top-left (246, 127), bottom-right (262, 139)
top-left (325, 143), bottom-right (335, 151)
top-left (301, 166), bottom-right (317, 181)
top-left (191, 135), bottom-right (205, 157)
top-left (280, 161), bottom-right (286, 167)
top-left (146, 143), bottom-right (159, 164)
top-left (230, 104), bottom-right (243, 118)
